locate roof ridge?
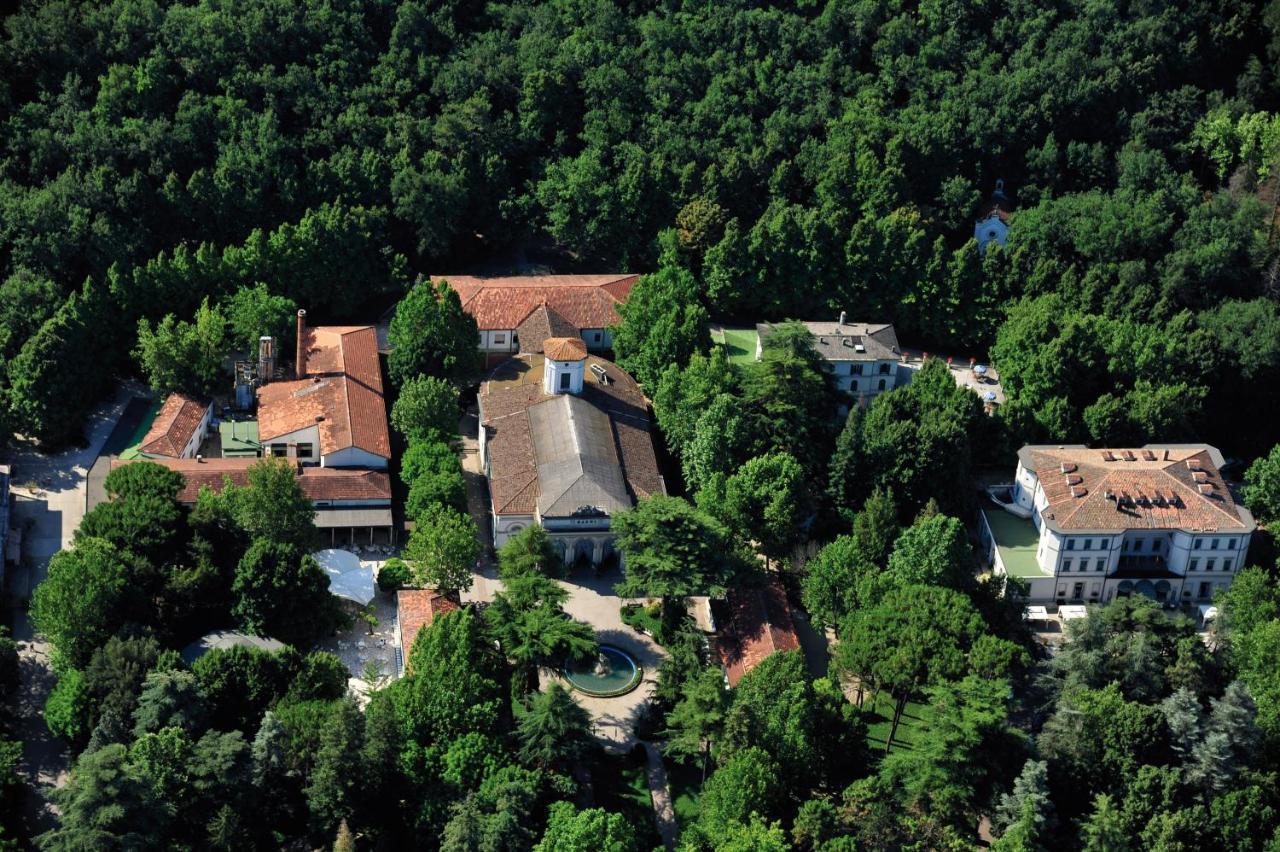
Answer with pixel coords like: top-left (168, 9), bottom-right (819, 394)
top-left (1157, 464), bottom-right (1244, 526)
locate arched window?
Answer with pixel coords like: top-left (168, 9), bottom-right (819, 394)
top-left (878, 363), bottom-right (891, 375)
top-left (878, 378), bottom-right (887, 391)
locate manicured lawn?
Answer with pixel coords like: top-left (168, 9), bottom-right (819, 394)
top-left (859, 691), bottom-right (934, 752)
top-left (591, 747), bottom-right (662, 849)
top-left (666, 758), bottom-right (704, 824)
top-left (711, 326), bottom-right (759, 365)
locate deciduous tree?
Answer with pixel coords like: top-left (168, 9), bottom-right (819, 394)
top-left (403, 504), bottom-right (480, 593)
top-left (387, 280), bottom-right (480, 388)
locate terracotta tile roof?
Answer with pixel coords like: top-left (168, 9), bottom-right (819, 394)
top-left (516, 305), bottom-right (579, 353)
top-left (716, 582), bottom-right (800, 688)
top-left (256, 326), bottom-right (390, 460)
top-left (140, 393), bottom-right (209, 458)
top-left (398, 590), bottom-right (462, 666)
top-left (478, 354), bottom-right (664, 517)
top-left (435, 274), bottom-right (637, 331)
top-left (543, 337), bottom-right (588, 361)
top-left (109, 458), bottom-right (390, 504)
top-left (1019, 444), bottom-right (1254, 533)
top-left (298, 468), bottom-right (392, 502)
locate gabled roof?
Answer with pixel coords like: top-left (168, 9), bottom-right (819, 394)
top-left (436, 274), bottom-right (637, 331)
top-left (757, 321), bottom-right (900, 362)
top-left (478, 354), bottom-right (664, 517)
top-left (716, 582), bottom-right (800, 688)
top-left (140, 393), bottom-right (209, 458)
top-left (256, 326), bottom-right (390, 460)
top-left (109, 458), bottom-right (391, 505)
top-left (1018, 444), bottom-right (1254, 533)
top-left (516, 304), bottom-right (578, 352)
top-left (529, 395), bottom-right (633, 517)
top-left (398, 589), bottom-right (461, 668)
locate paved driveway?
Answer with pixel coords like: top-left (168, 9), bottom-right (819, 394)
top-left (547, 565), bottom-right (667, 753)
top-left (2, 385), bottom-right (140, 835)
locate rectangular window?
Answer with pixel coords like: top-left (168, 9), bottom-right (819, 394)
top-left (559, 372), bottom-right (571, 390)
top-left (1189, 559), bottom-right (1199, 571)
top-left (1211, 538), bottom-right (1220, 550)
top-left (1122, 540), bottom-right (1130, 552)
top-left (1133, 539), bottom-right (1144, 553)
top-left (493, 334), bottom-right (506, 344)
top-left (1066, 539), bottom-right (1076, 551)
top-left (1095, 558), bottom-right (1105, 572)
top-left (270, 443), bottom-right (288, 458)
top-left (1223, 559), bottom-right (1233, 572)
top-left (1083, 539), bottom-right (1092, 551)
top-left (852, 365), bottom-right (864, 375)
top-left (296, 442), bottom-right (313, 459)
top-left (1200, 582), bottom-right (1211, 598)
top-left (593, 332), bottom-right (602, 343)
top-left (1061, 560), bottom-right (1072, 573)
top-left (1206, 559), bottom-right (1216, 572)
top-left (1194, 539), bottom-right (1203, 550)
top-left (1227, 538), bottom-right (1237, 550)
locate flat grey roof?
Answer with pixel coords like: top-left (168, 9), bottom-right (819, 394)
top-left (314, 507), bottom-right (394, 528)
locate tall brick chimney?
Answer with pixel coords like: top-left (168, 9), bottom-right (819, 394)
top-left (295, 309), bottom-right (307, 379)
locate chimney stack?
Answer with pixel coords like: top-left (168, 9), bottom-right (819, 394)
top-left (838, 310), bottom-right (847, 326)
top-left (295, 310), bottom-right (307, 379)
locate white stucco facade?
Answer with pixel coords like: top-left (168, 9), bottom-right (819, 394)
top-left (985, 448), bottom-right (1254, 606)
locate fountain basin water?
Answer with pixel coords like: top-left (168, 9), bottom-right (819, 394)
top-left (563, 644), bottom-right (642, 697)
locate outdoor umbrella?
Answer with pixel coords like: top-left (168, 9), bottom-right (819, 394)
top-left (312, 548), bottom-right (376, 606)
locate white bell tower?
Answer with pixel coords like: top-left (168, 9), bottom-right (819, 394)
top-left (542, 337), bottom-right (587, 395)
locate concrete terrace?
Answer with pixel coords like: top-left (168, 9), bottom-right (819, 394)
top-left (982, 507), bottom-right (1043, 578)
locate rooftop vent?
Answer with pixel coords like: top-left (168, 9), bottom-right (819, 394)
top-left (1060, 462), bottom-right (1078, 474)
top-left (854, 343), bottom-right (866, 353)
top-left (1197, 483), bottom-right (1215, 495)
top-left (1142, 450), bottom-right (1156, 461)
top-left (1187, 459), bottom-right (1203, 472)
top-left (1102, 451), bottom-right (1116, 462)
top-left (1192, 471), bottom-right (1208, 483)
top-left (1066, 474), bottom-right (1083, 486)
top-left (1104, 489), bottom-right (1116, 501)
top-left (1123, 450), bottom-right (1136, 461)
top-left (1071, 486), bottom-right (1088, 498)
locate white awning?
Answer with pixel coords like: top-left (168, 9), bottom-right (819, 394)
top-left (1198, 604), bottom-right (1218, 623)
top-left (1023, 605), bottom-right (1050, 622)
top-left (312, 548), bottom-right (376, 606)
top-left (1059, 605), bottom-right (1089, 621)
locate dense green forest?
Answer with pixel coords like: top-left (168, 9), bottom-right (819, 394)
top-left (2, 0), bottom-right (1280, 453)
top-left (6, 0), bottom-right (1280, 850)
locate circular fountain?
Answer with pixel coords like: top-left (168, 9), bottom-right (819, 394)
top-left (563, 644), bottom-right (642, 697)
